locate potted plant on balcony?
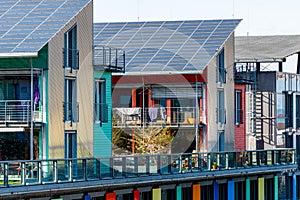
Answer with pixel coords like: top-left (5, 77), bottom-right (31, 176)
top-left (212, 161), bottom-right (218, 169)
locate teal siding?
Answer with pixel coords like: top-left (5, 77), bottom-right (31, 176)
top-left (93, 71), bottom-right (112, 157)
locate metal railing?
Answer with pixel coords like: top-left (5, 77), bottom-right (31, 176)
top-left (63, 102), bottom-right (79, 122)
top-left (63, 48), bottom-right (79, 70)
top-left (93, 45), bottom-right (125, 73)
top-left (0, 149), bottom-right (295, 188)
top-left (0, 100), bottom-right (42, 123)
top-left (113, 107), bottom-right (198, 127)
top-left (94, 103), bottom-right (108, 123)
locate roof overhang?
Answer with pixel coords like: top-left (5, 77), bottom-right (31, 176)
top-left (235, 35), bottom-right (300, 63)
top-left (235, 58), bottom-right (286, 63)
top-left (113, 70), bottom-right (204, 76)
top-left (0, 52), bottom-right (38, 58)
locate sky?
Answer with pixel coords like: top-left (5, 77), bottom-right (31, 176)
top-left (93, 0), bottom-right (300, 36)
top-left (93, 0), bottom-right (300, 72)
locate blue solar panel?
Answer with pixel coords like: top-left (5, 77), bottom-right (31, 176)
top-left (0, 0), bottom-right (91, 55)
top-left (94, 19), bottom-right (241, 73)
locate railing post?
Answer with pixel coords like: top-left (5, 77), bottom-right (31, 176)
top-left (38, 161), bottom-right (42, 184)
top-left (54, 160), bottom-right (58, 183)
top-left (208, 154), bottom-right (211, 170)
top-left (4, 101), bottom-right (7, 122)
top-left (225, 153), bottom-right (229, 169)
top-left (83, 159), bottom-right (87, 181)
top-left (21, 162), bottom-right (26, 185)
top-left (4, 163), bottom-right (8, 187)
top-left (68, 160), bottom-right (73, 182)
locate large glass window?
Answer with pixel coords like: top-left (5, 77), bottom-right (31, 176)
top-left (217, 48), bottom-right (226, 83)
top-left (217, 89), bottom-right (225, 124)
top-left (218, 131), bottom-right (224, 152)
top-left (64, 25), bottom-right (79, 70)
top-left (95, 79), bottom-right (108, 123)
top-left (285, 93), bottom-right (293, 129)
top-left (296, 95), bottom-right (300, 129)
top-left (235, 90), bottom-right (243, 125)
top-left (64, 78), bottom-right (78, 122)
top-left (65, 131), bottom-right (77, 159)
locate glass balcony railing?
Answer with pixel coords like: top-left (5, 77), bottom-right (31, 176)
top-left (0, 100), bottom-right (42, 124)
top-left (113, 107), bottom-right (200, 127)
top-left (0, 149), bottom-right (296, 188)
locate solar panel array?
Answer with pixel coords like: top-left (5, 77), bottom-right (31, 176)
top-left (94, 19), bottom-right (241, 73)
top-left (0, 0), bottom-right (90, 55)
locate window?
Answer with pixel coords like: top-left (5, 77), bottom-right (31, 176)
top-left (64, 78), bottom-right (78, 122)
top-left (65, 131), bottom-right (77, 158)
top-left (95, 79), bottom-right (108, 123)
top-left (285, 93), bottom-right (293, 128)
top-left (296, 95), bottom-right (300, 129)
top-left (235, 90), bottom-right (243, 124)
top-left (217, 49), bottom-right (226, 83)
top-left (218, 131), bottom-right (224, 151)
top-left (217, 89), bottom-right (225, 124)
top-left (64, 25), bottom-right (79, 70)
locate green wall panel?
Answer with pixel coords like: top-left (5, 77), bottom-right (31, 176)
top-left (93, 71), bottom-right (112, 157)
top-left (0, 45), bottom-right (48, 69)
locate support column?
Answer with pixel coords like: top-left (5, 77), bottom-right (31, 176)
top-left (274, 176), bottom-right (278, 200)
top-left (279, 62), bottom-right (283, 72)
top-left (167, 99), bottom-right (171, 124)
top-left (152, 188), bottom-right (161, 200)
top-left (176, 186), bottom-right (182, 200)
top-left (258, 177), bottom-right (264, 200)
top-left (214, 182), bottom-right (218, 200)
top-left (297, 52), bottom-right (300, 74)
top-left (228, 180), bottom-right (234, 200)
top-left (106, 192), bottom-right (116, 200)
top-left (192, 184), bottom-right (200, 200)
top-left (132, 89), bottom-right (137, 107)
top-left (133, 189), bottom-right (140, 200)
top-left (246, 178), bottom-right (250, 200)
top-left (293, 174), bottom-right (297, 200)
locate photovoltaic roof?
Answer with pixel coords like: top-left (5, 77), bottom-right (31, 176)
top-left (94, 19), bottom-right (241, 74)
top-left (0, 0), bottom-right (91, 58)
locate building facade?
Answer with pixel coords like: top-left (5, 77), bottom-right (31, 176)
top-left (94, 19), bottom-right (241, 153)
top-left (0, 0), bottom-right (121, 160)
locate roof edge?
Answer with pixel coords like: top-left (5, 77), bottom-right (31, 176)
top-left (0, 52), bottom-right (38, 58)
top-left (113, 70), bottom-right (203, 76)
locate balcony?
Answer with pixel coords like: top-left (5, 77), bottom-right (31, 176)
top-left (0, 149), bottom-right (296, 189)
top-left (63, 102), bottom-right (79, 123)
top-left (63, 48), bottom-right (79, 70)
top-left (93, 45), bottom-right (125, 73)
top-left (234, 64), bottom-right (256, 84)
top-left (0, 100), bottom-right (42, 125)
top-left (113, 107), bottom-right (201, 128)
